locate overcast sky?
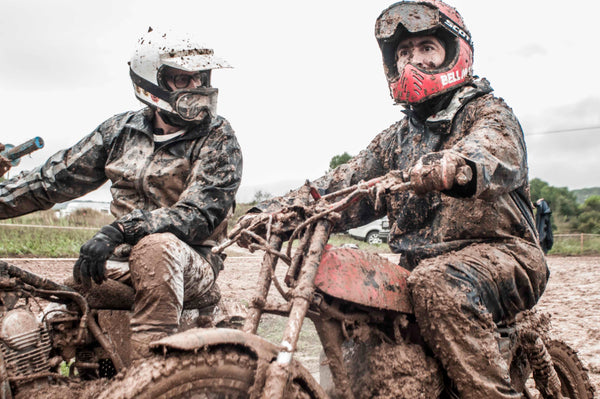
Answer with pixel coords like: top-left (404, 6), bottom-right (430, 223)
top-left (1, 0), bottom-right (598, 203)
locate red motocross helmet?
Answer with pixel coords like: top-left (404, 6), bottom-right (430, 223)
top-left (375, 0), bottom-right (474, 105)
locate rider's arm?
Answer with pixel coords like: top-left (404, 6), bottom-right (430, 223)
top-left (445, 94), bottom-right (528, 200)
top-left (114, 118), bottom-right (243, 246)
top-left (0, 123), bottom-right (112, 219)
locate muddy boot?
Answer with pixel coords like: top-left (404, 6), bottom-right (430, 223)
top-left (130, 331), bottom-right (168, 362)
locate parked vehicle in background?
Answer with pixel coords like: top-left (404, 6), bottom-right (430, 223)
top-left (347, 217), bottom-right (390, 244)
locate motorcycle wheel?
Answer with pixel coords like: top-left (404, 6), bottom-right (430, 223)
top-left (99, 345), bottom-right (319, 399)
top-left (546, 340), bottom-right (594, 399)
top-left (524, 339), bottom-right (594, 399)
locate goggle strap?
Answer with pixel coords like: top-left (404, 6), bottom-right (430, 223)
top-left (129, 69), bottom-right (171, 102)
top-left (439, 13), bottom-right (473, 50)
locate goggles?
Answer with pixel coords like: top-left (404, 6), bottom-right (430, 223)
top-left (163, 70), bottom-right (211, 90)
top-left (375, 2), bottom-right (472, 49)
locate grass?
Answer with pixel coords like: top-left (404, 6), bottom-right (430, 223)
top-left (0, 209), bottom-right (114, 257)
top-left (257, 314), bottom-right (321, 374)
top-left (549, 234), bottom-right (600, 256)
top-left (1, 208), bottom-right (597, 257)
top-left (328, 233), bottom-right (392, 253)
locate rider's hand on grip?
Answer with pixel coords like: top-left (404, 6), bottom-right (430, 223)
top-left (73, 224), bottom-right (124, 289)
top-left (230, 213), bottom-right (266, 249)
top-left (409, 152), bottom-right (471, 195)
top-left (0, 144), bottom-right (10, 177)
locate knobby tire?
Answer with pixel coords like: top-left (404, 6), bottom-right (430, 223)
top-left (99, 345), bottom-right (320, 399)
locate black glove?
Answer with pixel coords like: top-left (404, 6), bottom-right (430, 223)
top-left (73, 224), bottom-right (124, 289)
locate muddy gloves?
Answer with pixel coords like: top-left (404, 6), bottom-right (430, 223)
top-left (230, 212), bottom-right (268, 249)
top-left (0, 144), bottom-right (10, 177)
top-left (230, 211), bottom-right (294, 249)
top-left (74, 224), bottom-right (124, 289)
top-left (410, 152), bottom-right (471, 195)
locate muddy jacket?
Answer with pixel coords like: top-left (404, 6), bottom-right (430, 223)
top-left (0, 108), bottom-right (243, 254)
top-left (261, 78), bottom-right (547, 296)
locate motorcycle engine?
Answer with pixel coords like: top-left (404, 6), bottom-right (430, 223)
top-left (0, 307), bottom-right (53, 381)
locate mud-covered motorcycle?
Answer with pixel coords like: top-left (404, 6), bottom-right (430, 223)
top-left (0, 259), bottom-right (223, 399)
top-left (1, 169), bottom-right (594, 398)
top-left (98, 169), bottom-right (593, 398)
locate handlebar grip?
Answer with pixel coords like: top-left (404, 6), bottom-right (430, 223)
top-left (455, 165), bottom-right (473, 186)
top-left (3, 137), bottom-right (44, 161)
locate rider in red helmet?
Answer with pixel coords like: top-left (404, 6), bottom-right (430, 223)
top-left (376, 0), bottom-right (474, 105)
top-left (236, 1), bottom-right (548, 397)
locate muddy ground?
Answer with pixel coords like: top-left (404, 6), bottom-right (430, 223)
top-left (4, 253), bottom-right (599, 397)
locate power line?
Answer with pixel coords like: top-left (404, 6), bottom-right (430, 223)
top-left (525, 126), bottom-right (600, 137)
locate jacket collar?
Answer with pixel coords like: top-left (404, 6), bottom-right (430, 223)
top-left (123, 108), bottom-right (222, 141)
top-left (424, 78), bottom-right (493, 133)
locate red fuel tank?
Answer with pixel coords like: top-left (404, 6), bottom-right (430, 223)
top-left (314, 246), bottom-right (413, 313)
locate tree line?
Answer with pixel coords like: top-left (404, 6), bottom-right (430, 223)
top-left (530, 178), bottom-right (600, 234)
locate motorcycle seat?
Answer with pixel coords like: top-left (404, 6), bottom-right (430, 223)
top-left (62, 277), bottom-right (221, 312)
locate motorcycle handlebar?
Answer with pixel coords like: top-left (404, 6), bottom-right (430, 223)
top-left (214, 165), bottom-right (473, 255)
top-left (1, 137), bottom-right (45, 166)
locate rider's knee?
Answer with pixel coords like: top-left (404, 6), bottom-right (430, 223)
top-left (407, 258), bottom-right (446, 292)
top-left (131, 232), bottom-right (180, 258)
top-left (407, 258), bottom-right (470, 310)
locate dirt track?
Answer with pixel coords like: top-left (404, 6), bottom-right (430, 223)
top-left (4, 254), bottom-right (600, 396)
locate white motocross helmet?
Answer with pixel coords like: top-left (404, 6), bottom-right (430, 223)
top-left (129, 28), bottom-right (231, 126)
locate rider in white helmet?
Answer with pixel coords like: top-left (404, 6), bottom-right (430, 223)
top-left (129, 27), bottom-right (231, 130)
top-left (0, 27), bottom-right (243, 361)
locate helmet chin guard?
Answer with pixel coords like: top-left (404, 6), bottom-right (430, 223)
top-left (130, 67), bottom-right (218, 124)
top-left (375, 1), bottom-right (473, 105)
top-left (128, 28), bottom-right (230, 125)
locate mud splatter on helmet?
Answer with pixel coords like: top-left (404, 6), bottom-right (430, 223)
top-left (375, 0), bottom-right (473, 105)
top-left (129, 27), bottom-right (231, 126)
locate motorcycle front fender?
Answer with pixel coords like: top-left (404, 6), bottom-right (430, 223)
top-left (150, 328), bottom-right (327, 398)
top-left (150, 327), bottom-right (279, 361)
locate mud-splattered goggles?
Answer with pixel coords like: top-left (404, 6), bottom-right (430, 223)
top-left (375, 2), bottom-right (472, 49)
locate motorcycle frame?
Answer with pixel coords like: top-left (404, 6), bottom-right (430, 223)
top-left (239, 218), bottom-right (362, 399)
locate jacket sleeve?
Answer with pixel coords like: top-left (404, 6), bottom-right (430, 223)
top-left (255, 125), bottom-right (398, 231)
top-left (449, 95), bottom-right (528, 201)
top-left (116, 120), bottom-right (243, 246)
top-left (0, 126), bottom-right (110, 219)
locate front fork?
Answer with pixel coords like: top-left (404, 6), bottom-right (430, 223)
top-left (312, 317), bottom-right (355, 399)
top-left (246, 220), bottom-right (331, 399)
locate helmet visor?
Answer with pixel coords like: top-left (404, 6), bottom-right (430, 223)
top-left (161, 50), bottom-right (232, 72)
top-left (375, 3), bottom-right (440, 40)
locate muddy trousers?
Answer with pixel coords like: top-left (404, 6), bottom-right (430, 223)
top-left (106, 232), bottom-right (215, 336)
top-left (406, 243), bottom-right (545, 399)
